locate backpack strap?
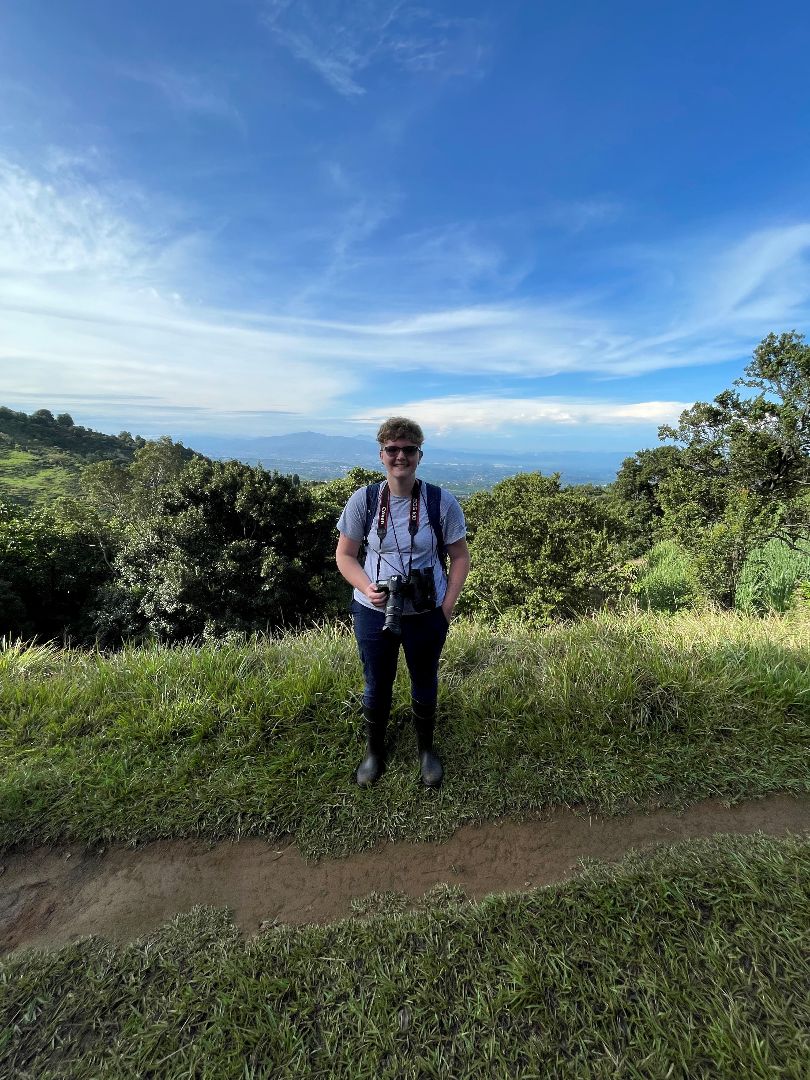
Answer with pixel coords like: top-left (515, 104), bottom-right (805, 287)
top-left (359, 481), bottom-right (382, 564)
top-left (424, 482), bottom-right (447, 569)
top-left (359, 480), bottom-right (447, 569)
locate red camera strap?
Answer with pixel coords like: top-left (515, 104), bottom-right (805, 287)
top-left (375, 480), bottom-right (421, 582)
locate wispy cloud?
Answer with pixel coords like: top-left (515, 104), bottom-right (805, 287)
top-left (262, 1), bottom-right (488, 98)
top-left (291, 179), bottom-right (399, 306)
top-left (351, 396), bottom-right (692, 433)
top-left (0, 159), bottom-right (145, 276)
top-left (4, 156), bottom-right (810, 436)
top-left (0, 158), bottom-right (351, 425)
top-left (118, 64), bottom-right (245, 130)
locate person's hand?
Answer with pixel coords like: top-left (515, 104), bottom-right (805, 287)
top-left (441, 600), bottom-right (454, 625)
top-left (364, 582), bottom-right (388, 608)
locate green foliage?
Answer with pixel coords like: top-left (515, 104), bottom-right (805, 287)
top-left (608, 445), bottom-right (684, 553)
top-left (656, 332), bottom-right (810, 603)
top-left (660, 330), bottom-right (810, 499)
top-left (69, 436), bottom-right (201, 562)
top-left (735, 539), bottom-right (810, 614)
top-left (633, 537), bottom-right (810, 616)
top-left (659, 477), bottom-right (779, 606)
top-left (631, 540), bottom-right (705, 612)
top-left (460, 472), bottom-right (631, 624)
top-left (101, 458), bottom-right (335, 641)
top-left (0, 501), bottom-right (109, 641)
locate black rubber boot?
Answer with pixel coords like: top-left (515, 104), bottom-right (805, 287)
top-left (412, 700), bottom-right (443, 788)
top-left (356, 705), bottom-right (387, 787)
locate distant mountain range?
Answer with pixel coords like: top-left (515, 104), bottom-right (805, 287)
top-left (190, 431), bottom-right (633, 492)
top-left (0, 406), bottom-right (636, 504)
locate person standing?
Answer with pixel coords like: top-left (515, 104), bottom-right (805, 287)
top-left (336, 417), bottom-right (470, 788)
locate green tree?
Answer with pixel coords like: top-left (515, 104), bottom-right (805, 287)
top-left (660, 331), bottom-right (810, 501)
top-left (0, 501), bottom-right (109, 641)
top-left (658, 476), bottom-right (773, 605)
top-left (459, 472), bottom-right (631, 624)
top-left (609, 445), bottom-right (684, 554)
top-left (657, 331), bottom-right (810, 603)
top-left (67, 436), bottom-right (199, 564)
top-left (100, 459), bottom-right (334, 641)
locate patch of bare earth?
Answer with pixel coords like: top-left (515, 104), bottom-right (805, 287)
top-left (2, 795), bottom-right (809, 955)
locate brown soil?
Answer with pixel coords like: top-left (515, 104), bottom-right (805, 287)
top-left (2, 794), bottom-right (809, 955)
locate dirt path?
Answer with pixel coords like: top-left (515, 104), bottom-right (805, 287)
top-left (2, 794), bottom-right (809, 955)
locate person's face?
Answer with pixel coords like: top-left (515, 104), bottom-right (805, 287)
top-left (380, 438), bottom-right (423, 482)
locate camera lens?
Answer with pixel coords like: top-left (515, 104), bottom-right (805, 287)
top-left (382, 574), bottom-right (406, 635)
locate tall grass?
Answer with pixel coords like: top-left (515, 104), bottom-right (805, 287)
top-left (632, 540), bottom-right (705, 612)
top-left (1, 611), bottom-right (807, 858)
top-left (634, 537), bottom-right (810, 615)
top-left (735, 538), bottom-right (810, 614)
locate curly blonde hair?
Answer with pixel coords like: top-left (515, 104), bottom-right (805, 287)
top-left (376, 417), bottom-right (424, 446)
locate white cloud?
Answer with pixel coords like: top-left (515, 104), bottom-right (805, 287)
top-left (699, 224), bottom-right (810, 324)
top-left (0, 160), bottom-right (144, 276)
top-left (262, 0), bottom-right (488, 98)
top-left (351, 396), bottom-right (691, 432)
top-left (3, 156), bottom-right (810, 438)
top-left (0, 159), bottom-right (352, 424)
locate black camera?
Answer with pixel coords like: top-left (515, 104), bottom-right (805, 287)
top-left (375, 568), bottom-right (437, 635)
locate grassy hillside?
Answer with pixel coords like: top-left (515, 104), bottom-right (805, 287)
top-left (0, 446), bottom-right (82, 505)
top-left (1, 610), bottom-right (807, 858)
top-left (0, 406), bottom-right (138, 460)
top-left (0, 406), bottom-right (200, 507)
top-left (0, 406), bottom-right (138, 507)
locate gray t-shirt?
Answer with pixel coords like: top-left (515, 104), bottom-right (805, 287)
top-left (337, 482), bottom-right (467, 614)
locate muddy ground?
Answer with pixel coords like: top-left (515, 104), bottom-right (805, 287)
top-left (2, 794), bottom-right (809, 955)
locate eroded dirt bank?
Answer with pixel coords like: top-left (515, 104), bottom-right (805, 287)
top-left (2, 794), bottom-right (809, 955)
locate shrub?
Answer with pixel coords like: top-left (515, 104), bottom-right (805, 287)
top-left (459, 472), bottom-right (631, 625)
top-left (632, 540), bottom-right (706, 613)
top-left (98, 459), bottom-right (335, 641)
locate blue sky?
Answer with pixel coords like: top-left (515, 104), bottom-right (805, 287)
top-left (2, 0), bottom-right (810, 454)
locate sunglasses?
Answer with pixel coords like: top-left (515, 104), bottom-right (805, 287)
top-left (381, 444), bottom-right (421, 457)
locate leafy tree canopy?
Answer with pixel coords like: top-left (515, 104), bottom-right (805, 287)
top-left (655, 331), bottom-right (810, 602)
top-left (459, 472), bottom-right (631, 625)
top-left (101, 459), bottom-right (335, 641)
top-left (0, 500), bottom-right (109, 641)
top-left (609, 445), bottom-right (685, 553)
top-left (659, 330), bottom-right (810, 499)
top-left (58, 436), bottom-right (204, 566)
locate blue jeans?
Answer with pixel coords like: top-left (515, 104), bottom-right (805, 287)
top-left (351, 599), bottom-right (450, 715)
